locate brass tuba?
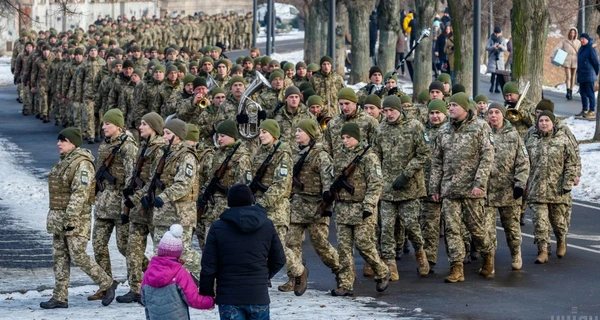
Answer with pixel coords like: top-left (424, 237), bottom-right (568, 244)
top-left (206, 74), bottom-right (219, 91)
top-left (319, 116), bottom-right (332, 131)
top-left (505, 81), bottom-right (530, 123)
top-left (237, 72), bottom-right (271, 139)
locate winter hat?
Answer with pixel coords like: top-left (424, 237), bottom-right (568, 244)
top-left (503, 82), bottom-right (519, 95)
top-left (154, 65), bottom-right (166, 73)
top-left (382, 95), bottom-right (402, 111)
top-left (74, 48), bottom-right (84, 56)
top-left (363, 94), bottom-right (381, 108)
top-left (474, 94), bottom-right (489, 104)
top-left (298, 81), bottom-right (313, 92)
top-left (437, 73), bottom-right (451, 84)
top-left (186, 124), bottom-right (199, 142)
top-left (58, 127), bottom-right (82, 147)
top-left (177, 64), bottom-right (187, 73)
top-left (242, 56), bottom-right (253, 64)
top-left (337, 87), bottom-right (358, 103)
top-left (217, 59), bottom-right (232, 69)
top-left (535, 98), bottom-right (555, 113)
top-left (103, 108), bottom-right (124, 128)
top-left (494, 26), bottom-right (502, 33)
top-left (269, 70), bottom-right (284, 82)
top-left (384, 72), bottom-right (398, 83)
top-left (307, 63), bottom-right (319, 72)
top-left (229, 76), bottom-right (245, 86)
top-left (164, 119), bottom-right (188, 141)
top-left (452, 83), bottom-right (465, 93)
top-left (296, 119), bottom-right (320, 140)
top-left (340, 122), bottom-right (361, 141)
top-left (210, 87), bottom-right (226, 96)
top-left (320, 55), bottom-right (333, 65)
top-left (183, 74), bottom-right (196, 85)
top-left (449, 92), bottom-right (470, 111)
top-left (400, 95), bottom-right (412, 104)
top-left (259, 119), bottom-right (281, 139)
top-left (429, 81), bottom-right (445, 92)
top-left (200, 56), bottom-right (214, 66)
top-left (417, 89), bottom-right (430, 103)
top-left (538, 110), bottom-right (556, 123)
top-left (123, 59), bottom-right (134, 69)
top-left (302, 88), bottom-right (316, 101)
top-left (217, 120), bottom-right (238, 139)
top-left (296, 61), bottom-right (307, 69)
top-left (260, 56), bottom-right (271, 65)
top-left (282, 62), bottom-right (294, 71)
top-left (428, 99), bottom-right (448, 114)
top-left (142, 112), bottom-right (164, 135)
top-left (132, 68), bottom-right (144, 77)
top-left (227, 183), bottom-right (255, 207)
top-left (488, 102), bottom-right (506, 117)
top-left (369, 66), bottom-right (383, 78)
top-left (580, 33), bottom-right (591, 41)
top-left (157, 224), bottom-right (184, 258)
top-left (230, 64), bottom-right (243, 74)
top-left (285, 86), bottom-right (301, 98)
top-left (167, 65), bottom-right (179, 74)
top-left (306, 95), bottom-right (323, 107)
top-left (193, 76), bottom-right (207, 89)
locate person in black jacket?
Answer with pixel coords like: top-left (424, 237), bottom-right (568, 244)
top-left (200, 183), bottom-right (286, 320)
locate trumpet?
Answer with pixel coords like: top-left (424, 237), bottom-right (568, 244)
top-left (197, 95), bottom-right (210, 109)
top-left (505, 81), bottom-right (530, 123)
top-left (319, 116), bottom-right (332, 131)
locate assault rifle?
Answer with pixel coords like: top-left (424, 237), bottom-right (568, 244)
top-left (123, 136), bottom-right (150, 217)
top-left (95, 134), bottom-right (128, 195)
top-left (292, 140), bottom-right (315, 191)
top-left (249, 141), bottom-right (281, 194)
top-left (315, 145), bottom-right (371, 216)
top-left (197, 142), bottom-right (240, 218)
top-left (146, 137), bottom-right (174, 204)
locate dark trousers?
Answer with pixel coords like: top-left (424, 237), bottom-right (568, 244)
top-left (580, 81), bottom-right (596, 112)
top-left (395, 52), bottom-right (405, 74)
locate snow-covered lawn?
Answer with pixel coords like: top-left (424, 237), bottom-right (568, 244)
top-left (257, 29), bottom-right (304, 44)
top-left (0, 56), bottom-right (13, 86)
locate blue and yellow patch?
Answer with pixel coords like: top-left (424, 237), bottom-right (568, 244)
top-left (185, 163), bottom-right (193, 177)
top-left (376, 164), bottom-right (382, 178)
top-left (489, 132), bottom-right (495, 145)
top-left (245, 170), bottom-right (253, 183)
top-left (423, 131), bottom-right (430, 144)
top-left (279, 163), bottom-right (289, 177)
top-left (81, 170), bottom-right (89, 185)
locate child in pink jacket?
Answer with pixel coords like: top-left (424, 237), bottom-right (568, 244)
top-left (141, 224), bottom-right (214, 320)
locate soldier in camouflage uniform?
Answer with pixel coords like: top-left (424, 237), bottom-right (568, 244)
top-left (41, 127), bottom-right (118, 309)
top-left (363, 94), bottom-right (385, 123)
top-left (55, 49), bottom-right (73, 126)
top-left (430, 92), bottom-right (495, 283)
top-left (272, 86), bottom-right (316, 144)
top-left (136, 65), bottom-right (165, 121)
top-left (76, 46), bottom-right (106, 143)
top-left (474, 94), bottom-right (489, 120)
top-left (330, 123), bottom-right (389, 296)
top-left (153, 65), bottom-right (183, 118)
top-left (198, 120), bottom-right (252, 250)
top-left (166, 74), bottom-right (196, 122)
top-left (90, 109), bottom-right (138, 301)
top-left (525, 111), bottom-right (577, 264)
top-left (291, 62), bottom-right (308, 86)
top-left (11, 31), bottom-right (29, 100)
top-left (215, 59), bottom-right (232, 88)
top-left (309, 56), bottom-right (345, 116)
top-left (279, 119), bottom-right (340, 295)
top-left (242, 56), bottom-right (258, 83)
top-left (30, 45), bottom-right (53, 123)
top-left (48, 49), bottom-right (65, 126)
top-left (107, 59), bottom-right (134, 116)
top-left (94, 58), bottom-right (120, 139)
top-left (197, 87), bottom-right (227, 147)
top-left (128, 46), bottom-right (149, 78)
top-left (141, 119), bottom-right (201, 277)
top-left (117, 112), bottom-right (165, 303)
top-left (485, 103), bottom-right (530, 271)
top-left (217, 76), bottom-right (247, 123)
top-left (374, 95), bottom-right (431, 281)
top-left (356, 66), bottom-right (385, 105)
top-left (258, 71), bottom-right (286, 118)
top-left (63, 48), bottom-right (84, 127)
top-left (15, 41), bottom-right (34, 115)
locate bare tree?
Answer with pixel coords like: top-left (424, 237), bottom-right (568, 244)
top-left (377, 0), bottom-right (401, 74)
top-left (335, 0), bottom-right (347, 76)
top-left (413, 0), bottom-right (436, 99)
top-left (344, 0), bottom-right (374, 83)
top-left (304, 0), bottom-right (329, 64)
top-left (448, 0), bottom-right (474, 94)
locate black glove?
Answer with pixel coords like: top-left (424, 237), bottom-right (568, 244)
top-left (13, 77), bottom-right (17, 85)
top-left (392, 174), bottom-right (408, 190)
top-left (236, 113), bottom-right (249, 124)
top-left (123, 187), bottom-right (135, 197)
top-left (563, 189), bottom-right (571, 195)
top-left (124, 198), bottom-right (135, 209)
top-left (321, 211), bottom-right (333, 217)
top-left (362, 211), bottom-right (372, 220)
top-left (11, 67), bottom-right (14, 74)
top-left (322, 191), bottom-right (334, 202)
top-left (153, 196), bottom-right (164, 208)
top-left (513, 187), bottom-right (524, 200)
top-left (197, 198), bottom-right (208, 209)
top-left (120, 214), bottom-right (130, 225)
top-left (257, 110), bottom-right (267, 121)
top-left (141, 195), bottom-right (150, 209)
top-left (64, 225), bottom-right (75, 232)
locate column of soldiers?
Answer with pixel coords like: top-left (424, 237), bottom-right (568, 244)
top-left (14, 16), bottom-right (580, 308)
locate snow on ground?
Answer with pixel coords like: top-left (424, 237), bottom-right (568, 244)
top-left (269, 49), bottom-right (303, 65)
top-left (257, 29), bottom-right (305, 44)
top-left (562, 116), bottom-right (595, 141)
top-left (564, 118), bottom-right (600, 202)
top-left (0, 56), bottom-right (13, 86)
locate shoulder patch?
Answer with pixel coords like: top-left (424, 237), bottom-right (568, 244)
top-left (376, 164), bottom-right (382, 178)
top-left (185, 163), bottom-right (193, 177)
top-left (279, 163), bottom-right (289, 177)
top-left (81, 170), bottom-right (89, 185)
top-left (423, 131), bottom-right (430, 144)
top-left (522, 145), bottom-right (528, 157)
top-left (489, 132), bottom-right (495, 145)
top-left (245, 170), bottom-right (253, 184)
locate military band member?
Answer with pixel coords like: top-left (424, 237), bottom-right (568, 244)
top-left (474, 94), bottom-right (489, 119)
top-left (272, 86), bottom-right (316, 144)
top-left (198, 87), bottom-right (227, 147)
top-left (258, 70), bottom-right (285, 118)
top-left (307, 94), bottom-right (332, 123)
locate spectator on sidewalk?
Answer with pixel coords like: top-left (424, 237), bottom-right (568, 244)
top-left (576, 33), bottom-right (599, 119)
top-left (486, 27), bottom-right (508, 94)
top-left (551, 27), bottom-right (581, 101)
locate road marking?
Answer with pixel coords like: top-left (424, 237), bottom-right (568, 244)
top-left (573, 201), bottom-right (600, 211)
top-left (496, 226), bottom-right (600, 254)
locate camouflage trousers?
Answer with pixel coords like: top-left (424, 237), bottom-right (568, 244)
top-left (275, 225), bottom-right (304, 278)
top-left (154, 226), bottom-right (201, 277)
top-left (51, 93), bottom-right (60, 121)
top-left (92, 218), bottom-right (129, 278)
top-left (71, 102), bottom-right (82, 131)
top-left (37, 87), bottom-right (49, 116)
top-left (420, 200), bottom-right (442, 265)
top-left (442, 198), bottom-right (492, 264)
top-left (380, 199), bottom-right (425, 260)
top-left (336, 202), bottom-right (388, 290)
top-left (126, 222), bottom-right (153, 294)
top-left (52, 234), bottom-right (113, 302)
top-left (529, 202), bottom-right (570, 248)
top-left (82, 99), bottom-right (95, 139)
top-left (286, 222), bottom-right (340, 277)
top-left (197, 195), bottom-right (228, 252)
top-left (32, 90), bottom-right (40, 115)
top-left (23, 85), bottom-right (31, 113)
top-left (485, 206), bottom-right (522, 256)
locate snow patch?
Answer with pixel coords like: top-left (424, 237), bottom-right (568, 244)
top-left (564, 119), bottom-right (600, 203)
top-left (0, 56), bottom-right (13, 87)
top-left (256, 29), bottom-right (305, 44)
top-left (562, 116), bottom-right (595, 141)
top-left (269, 49), bottom-right (304, 65)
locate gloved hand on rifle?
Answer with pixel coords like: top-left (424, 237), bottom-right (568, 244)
top-left (123, 187), bottom-right (135, 198)
top-left (153, 197), bottom-right (164, 208)
top-left (120, 214), bottom-right (129, 225)
top-left (124, 198), bottom-right (135, 209)
top-left (141, 195), bottom-right (150, 209)
top-left (197, 197), bottom-right (208, 209)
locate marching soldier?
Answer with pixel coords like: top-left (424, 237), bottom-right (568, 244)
top-left (474, 94), bottom-right (489, 119)
top-left (307, 94), bottom-right (333, 123)
top-left (363, 94), bottom-right (385, 123)
top-left (14, 41), bottom-right (33, 115)
top-left (309, 56), bottom-right (345, 115)
top-left (90, 109), bottom-right (138, 300)
top-left (356, 66), bottom-right (385, 105)
top-left (76, 46), bottom-right (106, 143)
top-left (292, 61), bottom-right (308, 86)
top-left (107, 59), bottom-right (135, 113)
top-left (153, 65), bottom-right (183, 118)
top-left (136, 65), bottom-right (165, 122)
top-left (30, 44), bottom-right (53, 123)
top-left (258, 70), bottom-right (286, 118)
top-left (197, 87), bottom-right (227, 147)
top-left (41, 128), bottom-right (118, 309)
top-left (272, 86), bottom-right (316, 143)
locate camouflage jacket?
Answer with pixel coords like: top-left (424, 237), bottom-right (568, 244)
top-left (374, 112), bottom-right (430, 201)
top-left (171, 91), bottom-right (198, 124)
top-left (197, 104), bottom-right (220, 147)
top-left (14, 51), bottom-right (29, 82)
top-left (153, 79), bottom-right (183, 118)
top-left (525, 127), bottom-right (577, 204)
top-left (95, 72), bottom-right (116, 114)
top-left (107, 72), bottom-right (133, 113)
top-left (216, 94), bottom-right (242, 123)
top-left (11, 39), bottom-right (25, 69)
top-left (356, 83), bottom-right (385, 106)
top-left (324, 108), bottom-right (380, 158)
top-left (309, 70), bottom-right (345, 116)
top-left (76, 56), bottom-right (106, 101)
top-left (129, 56), bottom-right (150, 77)
top-left (403, 103), bottom-right (429, 125)
top-left (137, 79), bottom-right (163, 119)
top-left (48, 57), bottom-right (63, 95)
top-left (127, 81), bottom-right (146, 129)
top-left (258, 88), bottom-right (285, 118)
top-left (272, 104), bottom-right (316, 144)
top-left (61, 60), bottom-right (82, 99)
top-left (487, 121), bottom-right (530, 207)
top-left (507, 97), bottom-right (536, 137)
top-left (430, 112), bottom-right (494, 199)
top-left (31, 54), bottom-right (53, 89)
top-left (423, 119), bottom-right (447, 201)
top-left (204, 140), bottom-right (252, 196)
top-left (130, 134), bottom-right (165, 224)
top-left (291, 75), bottom-right (307, 87)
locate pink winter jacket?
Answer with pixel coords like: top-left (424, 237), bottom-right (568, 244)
top-left (141, 256), bottom-right (214, 320)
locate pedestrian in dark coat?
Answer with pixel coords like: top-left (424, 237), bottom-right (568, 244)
top-left (576, 33), bottom-right (600, 118)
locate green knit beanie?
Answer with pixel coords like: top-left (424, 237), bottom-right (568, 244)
top-left (231, 64), bottom-right (243, 74)
top-left (236, 56), bottom-right (244, 64)
top-left (269, 70), bottom-right (284, 82)
top-left (428, 99), bottom-right (448, 114)
top-left (186, 124), bottom-right (199, 142)
top-left (535, 98), bottom-right (555, 113)
top-left (488, 102), bottom-right (506, 117)
top-left (320, 55), bottom-right (333, 65)
top-left (216, 120), bottom-right (238, 138)
top-left (302, 88), bottom-right (316, 101)
top-left (452, 83), bottom-right (465, 94)
top-left (242, 56), bottom-right (253, 63)
top-left (103, 108), bottom-right (124, 128)
top-left (259, 119), bottom-right (280, 139)
top-left (503, 82), bottom-right (519, 95)
top-left (384, 71), bottom-right (397, 83)
top-left (141, 112), bottom-right (164, 135)
top-left (58, 127), bottom-right (82, 147)
top-left (337, 87), bottom-right (357, 103)
top-left (298, 81), bottom-right (313, 92)
top-left (167, 65), bottom-right (178, 73)
top-left (474, 94), bottom-right (489, 104)
top-left (229, 76), bottom-right (245, 86)
top-left (382, 95), bottom-right (402, 111)
top-left (193, 76), bottom-right (207, 89)
top-left (449, 92), bottom-right (470, 110)
top-left (307, 63), bottom-right (319, 72)
top-left (282, 62), bottom-right (294, 71)
top-left (164, 119), bottom-right (188, 141)
top-left (400, 95), bottom-right (412, 104)
top-left (183, 74), bottom-right (196, 85)
top-left (363, 94), bottom-right (381, 108)
top-left (437, 73), bottom-right (451, 84)
top-left (260, 56), bottom-right (271, 65)
top-left (306, 95), bottom-right (323, 107)
top-left (340, 123), bottom-right (361, 141)
top-left (538, 110), bottom-right (555, 123)
top-left (417, 89), bottom-right (430, 104)
top-left (297, 119), bottom-right (320, 140)
top-left (296, 61), bottom-right (307, 69)
top-left (285, 86), bottom-right (301, 98)
top-left (200, 56), bottom-right (214, 66)
top-left (154, 65), bottom-right (166, 73)
top-left (210, 87), bottom-right (226, 96)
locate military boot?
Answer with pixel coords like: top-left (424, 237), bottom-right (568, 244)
top-left (376, 269), bottom-right (391, 292)
top-left (444, 262), bottom-right (465, 283)
top-left (331, 287), bottom-right (354, 296)
top-left (511, 251), bottom-right (522, 270)
top-left (277, 277), bottom-right (294, 292)
top-left (40, 298), bottom-right (68, 309)
top-left (294, 267), bottom-right (308, 297)
top-left (116, 291), bottom-right (140, 303)
top-left (479, 251), bottom-right (495, 278)
top-left (557, 238), bottom-right (567, 258)
top-left (403, 239), bottom-right (411, 253)
top-left (87, 289), bottom-right (105, 301)
top-left (395, 249), bottom-right (404, 260)
top-left (463, 242), bottom-right (472, 264)
top-left (101, 280), bottom-right (119, 306)
top-left (363, 263), bottom-right (374, 277)
top-left (415, 248), bottom-right (430, 276)
top-left (535, 245), bottom-right (549, 264)
top-left (385, 260), bottom-right (399, 281)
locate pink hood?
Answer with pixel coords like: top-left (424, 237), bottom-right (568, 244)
top-left (143, 256), bottom-right (182, 288)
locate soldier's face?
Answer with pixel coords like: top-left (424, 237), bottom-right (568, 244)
top-left (262, 64), bottom-right (269, 72)
top-left (255, 64), bottom-right (262, 71)
top-left (231, 71), bottom-right (243, 77)
top-left (89, 49), bottom-right (98, 58)
top-left (114, 65), bottom-right (123, 74)
top-left (211, 51), bottom-right (219, 59)
top-left (370, 72), bottom-right (382, 84)
top-left (190, 66), bottom-right (198, 74)
top-left (538, 115), bottom-right (554, 132)
top-left (321, 62), bottom-right (332, 74)
top-left (139, 120), bottom-right (155, 138)
top-left (232, 82), bottom-right (245, 98)
top-left (487, 108), bottom-right (504, 129)
top-left (154, 70), bottom-right (164, 81)
top-left (184, 83), bottom-right (194, 94)
top-left (123, 67), bottom-right (134, 77)
top-left (217, 133), bottom-right (235, 147)
top-left (309, 104), bottom-right (322, 116)
top-left (504, 93), bottom-right (519, 103)
top-left (386, 79), bottom-right (397, 90)
top-left (75, 54), bottom-right (83, 63)
top-left (217, 64), bottom-right (228, 76)
top-left (429, 110), bottom-right (446, 124)
top-left (271, 78), bottom-right (284, 90)
top-left (295, 128), bottom-right (310, 145)
top-left (296, 67), bottom-right (306, 77)
top-left (339, 99), bottom-right (357, 116)
top-left (102, 121), bottom-right (121, 138)
top-left (163, 129), bottom-right (180, 144)
top-left (195, 86), bottom-right (208, 96)
top-left (133, 51), bottom-right (141, 59)
top-left (259, 128), bottom-right (275, 145)
top-left (443, 82), bottom-right (450, 93)
top-left (57, 139), bottom-right (76, 155)
top-left (285, 69), bottom-right (294, 78)
top-left (150, 50), bottom-right (158, 58)
top-left (286, 94), bottom-right (300, 109)
top-left (202, 62), bottom-right (213, 72)
top-left (383, 107), bottom-right (401, 122)
top-left (243, 61), bottom-right (253, 71)
top-left (167, 71), bottom-right (178, 82)
top-left (25, 44), bottom-right (33, 53)
top-left (477, 101), bottom-right (488, 113)
top-left (364, 104), bottom-right (380, 119)
top-left (430, 89), bottom-right (443, 100)
top-left (213, 93), bottom-right (226, 107)
top-left (43, 50), bottom-right (50, 58)
top-left (342, 134), bottom-right (358, 148)
top-left (448, 102), bottom-right (468, 120)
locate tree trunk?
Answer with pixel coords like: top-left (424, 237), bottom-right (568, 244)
top-left (335, 0), bottom-right (348, 77)
top-left (511, 0), bottom-right (549, 103)
top-left (305, 0), bottom-right (328, 64)
top-left (448, 0), bottom-right (474, 95)
top-left (413, 0), bottom-right (437, 100)
top-left (377, 0), bottom-right (401, 74)
top-left (345, 0), bottom-right (373, 84)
